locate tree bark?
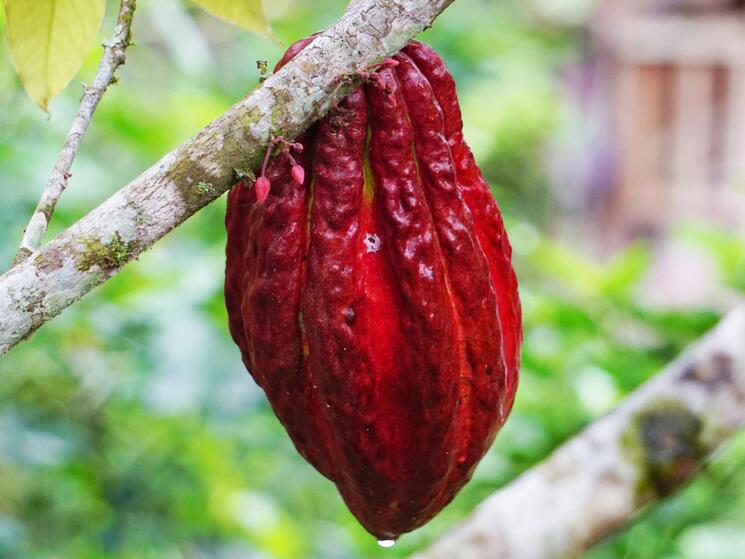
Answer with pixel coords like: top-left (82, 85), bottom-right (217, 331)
top-left (412, 304), bottom-right (745, 559)
top-left (0, 0), bottom-right (454, 355)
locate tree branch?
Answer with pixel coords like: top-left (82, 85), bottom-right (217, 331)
top-left (413, 304), bottom-right (745, 559)
top-left (14, 0), bottom-right (138, 265)
top-left (0, 0), bottom-right (455, 356)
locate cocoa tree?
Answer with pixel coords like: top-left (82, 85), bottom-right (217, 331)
top-left (0, 1), bottom-right (743, 557)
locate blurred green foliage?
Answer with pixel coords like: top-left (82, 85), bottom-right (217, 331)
top-left (0, 0), bottom-right (744, 558)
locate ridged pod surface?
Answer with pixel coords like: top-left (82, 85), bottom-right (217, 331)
top-left (225, 37), bottom-right (521, 540)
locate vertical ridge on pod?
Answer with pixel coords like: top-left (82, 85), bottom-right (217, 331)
top-left (241, 128), bottom-right (336, 479)
top-left (225, 181), bottom-right (256, 372)
top-left (394, 51), bottom-right (506, 461)
top-left (403, 41), bottom-right (522, 410)
top-left (366, 67), bottom-right (461, 534)
top-left (301, 89), bottom-right (373, 506)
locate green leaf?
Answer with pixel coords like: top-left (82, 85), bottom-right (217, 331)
top-left (191, 0), bottom-right (272, 39)
top-left (2, 0), bottom-right (106, 110)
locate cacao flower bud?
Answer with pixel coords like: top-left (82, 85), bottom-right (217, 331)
top-left (254, 176), bottom-right (271, 204)
top-left (291, 164), bottom-right (305, 185)
top-left (225, 37), bottom-right (522, 540)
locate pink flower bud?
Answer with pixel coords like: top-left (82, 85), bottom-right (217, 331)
top-left (255, 176), bottom-right (271, 203)
top-left (291, 165), bottom-right (305, 185)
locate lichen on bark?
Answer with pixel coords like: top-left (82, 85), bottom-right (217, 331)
top-left (621, 399), bottom-right (704, 501)
top-left (76, 233), bottom-right (138, 273)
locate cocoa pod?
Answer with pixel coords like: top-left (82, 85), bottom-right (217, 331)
top-left (225, 38), bottom-right (522, 540)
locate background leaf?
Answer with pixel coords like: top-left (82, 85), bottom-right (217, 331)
top-left (190, 0), bottom-right (272, 39)
top-left (2, 0), bottom-right (106, 110)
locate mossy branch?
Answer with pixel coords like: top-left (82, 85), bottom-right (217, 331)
top-left (0, 0), bottom-right (456, 355)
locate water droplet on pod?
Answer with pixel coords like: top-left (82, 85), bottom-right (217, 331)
top-left (377, 539), bottom-right (396, 549)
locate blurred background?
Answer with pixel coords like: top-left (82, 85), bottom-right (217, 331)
top-left (1, 0), bottom-right (745, 557)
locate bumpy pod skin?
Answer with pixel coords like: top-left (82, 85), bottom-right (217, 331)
top-left (225, 38), bottom-right (522, 540)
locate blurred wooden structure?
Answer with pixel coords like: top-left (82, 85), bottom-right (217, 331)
top-left (592, 0), bottom-right (745, 242)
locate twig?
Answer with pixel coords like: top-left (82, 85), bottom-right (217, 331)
top-left (412, 304), bottom-right (745, 559)
top-left (0, 0), bottom-right (456, 355)
top-left (14, 0), bottom-right (138, 265)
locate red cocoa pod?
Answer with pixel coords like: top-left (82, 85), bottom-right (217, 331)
top-left (225, 38), bottom-right (522, 540)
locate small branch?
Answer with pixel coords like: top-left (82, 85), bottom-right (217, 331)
top-left (14, 0), bottom-right (137, 265)
top-left (413, 304), bottom-right (745, 559)
top-left (0, 0), bottom-right (455, 356)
